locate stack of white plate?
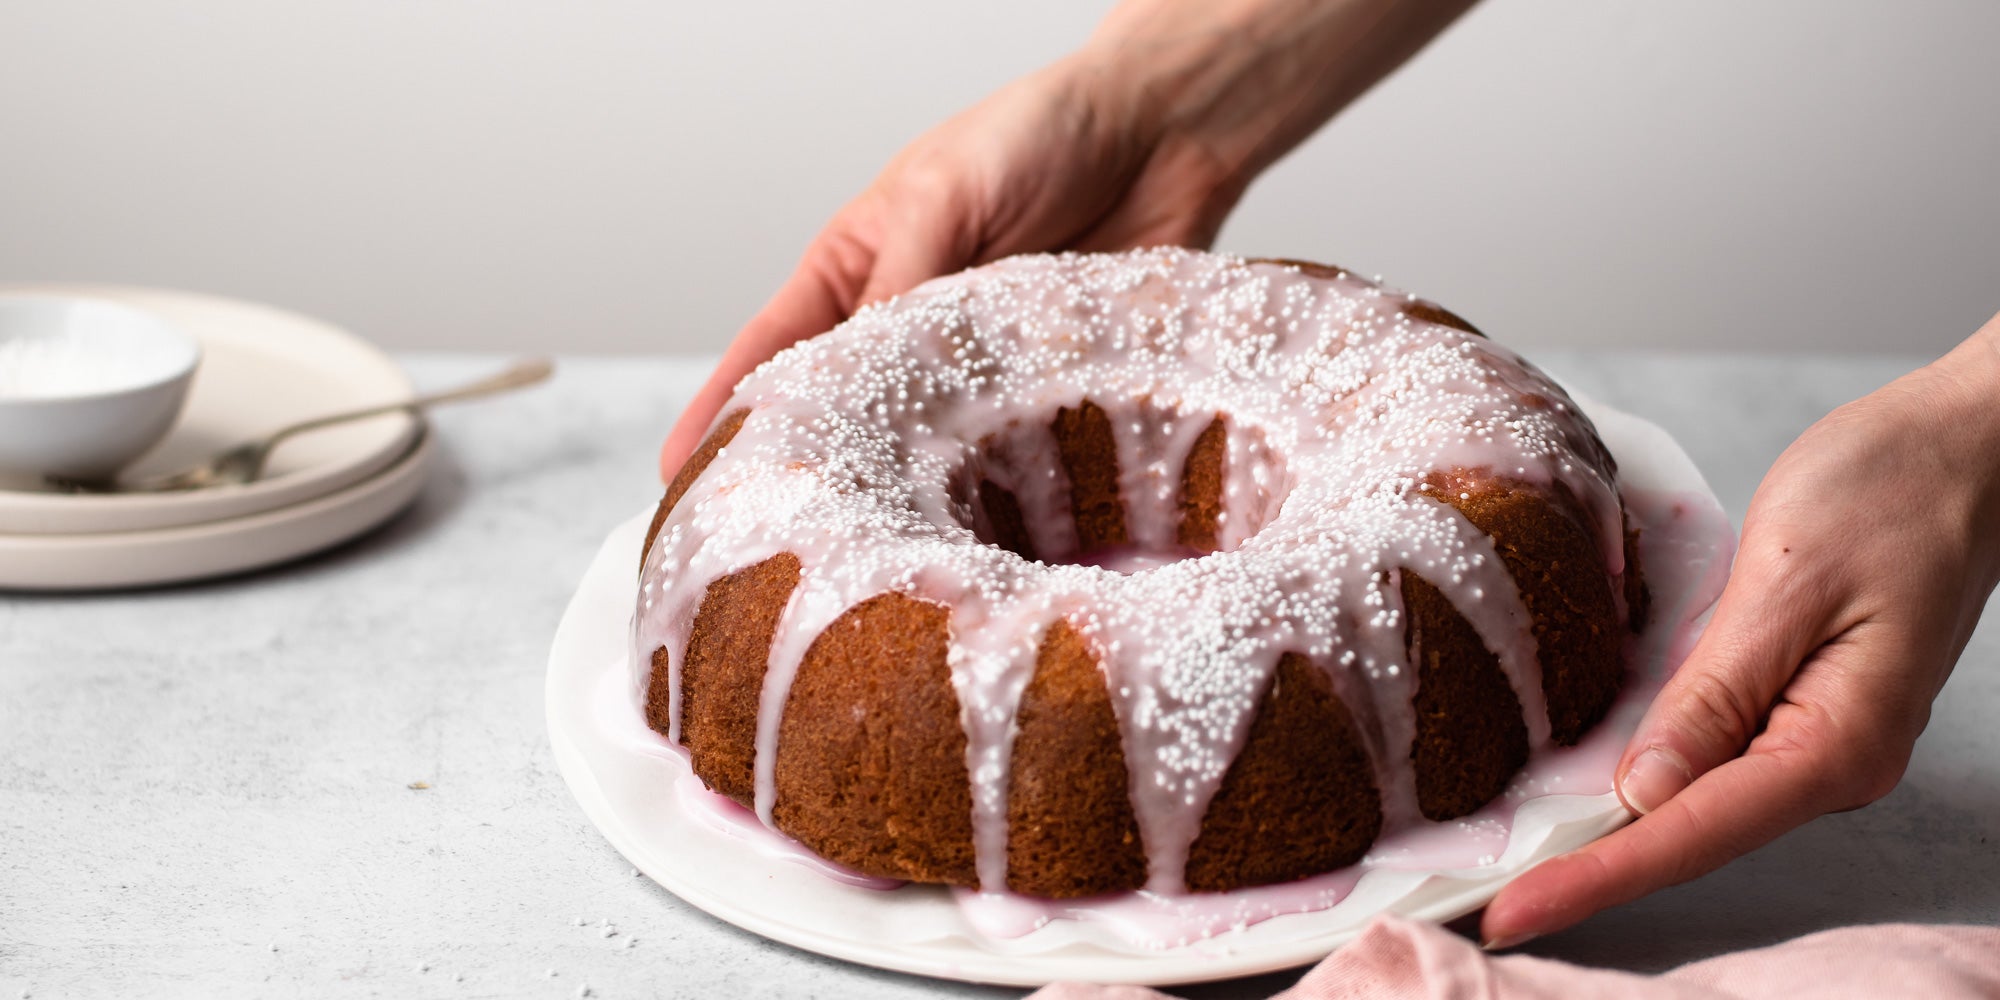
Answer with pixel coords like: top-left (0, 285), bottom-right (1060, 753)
top-left (0, 286), bottom-right (433, 591)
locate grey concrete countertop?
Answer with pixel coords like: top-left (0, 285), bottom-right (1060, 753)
top-left (5, 351), bottom-right (1996, 999)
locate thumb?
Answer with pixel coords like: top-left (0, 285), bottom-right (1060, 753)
top-left (1615, 550), bottom-right (1831, 815)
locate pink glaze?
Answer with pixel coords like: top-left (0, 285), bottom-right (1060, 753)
top-left (634, 250), bottom-right (1637, 895)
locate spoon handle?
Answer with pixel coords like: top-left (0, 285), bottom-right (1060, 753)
top-left (270, 357), bottom-right (555, 447)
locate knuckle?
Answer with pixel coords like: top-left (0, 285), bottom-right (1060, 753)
top-left (892, 153), bottom-right (964, 209)
top-left (804, 228), bottom-right (874, 304)
top-left (1768, 700), bottom-right (1908, 810)
top-left (1855, 757), bottom-right (1908, 806)
top-left (1821, 727), bottom-right (1908, 807)
top-left (1835, 737), bottom-right (1910, 807)
top-left (1670, 668), bottom-right (1765, 756)
top-left (1823, 750), bottom-right (1905, 810)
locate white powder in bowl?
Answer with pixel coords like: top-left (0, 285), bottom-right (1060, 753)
top-left (0, 299), bottom-right (199, 399)
top-left (0, 334), bottom-right (161, 397)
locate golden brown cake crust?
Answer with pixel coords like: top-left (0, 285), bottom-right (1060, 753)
top-left (1055, 400), bottom-right (1128, 551)
top-left (1177, 416), bottom-right (1228, 552)
top-left (674, 553), bottom-right (801, 804)
top-left (1401, 300), bottom-right (1483, 337)
top-left (1403, 572), bottom-right (1530, 820)
top-left (1005, 619), bottom-right (1148, 897)
top-left (1185, 653), bottom-right (1382, 891)
top-left (978, 477), bottom-right (1039, 563)
top-left (1250, 257), bottom-right (1482, 336)
top-left (643, 407), bottom-right (749, 571)
top-left (1428, 471), bottom-right (1623, 745)
top-left (772, 593), bottom-right (978, 885)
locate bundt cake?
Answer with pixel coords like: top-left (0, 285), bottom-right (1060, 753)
top-left (635, 249), bottom-right (1645, 899)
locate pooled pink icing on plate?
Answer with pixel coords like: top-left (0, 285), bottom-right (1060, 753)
top-left (635, 249), bottom-right (1634, 895)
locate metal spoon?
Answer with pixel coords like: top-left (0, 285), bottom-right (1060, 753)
top-left (50, 357), bottom-right (554, 493)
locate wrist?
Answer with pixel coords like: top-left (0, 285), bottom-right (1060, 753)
top-left (1920, 313), bottom-right (2000, 584)
top-left (1964, 309), bottom-right (2000, 373)
top-left (1930, 314), bottom-right (2000, 457)
top-left (1075, 0), bottom-right (1476, 188)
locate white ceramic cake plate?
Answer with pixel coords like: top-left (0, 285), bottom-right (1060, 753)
top-left (546, 396), bottom-right (1735, 987)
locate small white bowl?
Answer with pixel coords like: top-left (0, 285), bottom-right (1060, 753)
top-left (0, 295), bottom-right (202, 481)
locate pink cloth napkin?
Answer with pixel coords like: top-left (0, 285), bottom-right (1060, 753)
top-left (1029, 915), bottom-right (2000, 1000)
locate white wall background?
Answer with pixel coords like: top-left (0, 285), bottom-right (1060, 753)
top-left (2, 1), bottom-right (1995, 357)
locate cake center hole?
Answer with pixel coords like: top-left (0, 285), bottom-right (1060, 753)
top-left (946, 398), bottom-right (1289, 572)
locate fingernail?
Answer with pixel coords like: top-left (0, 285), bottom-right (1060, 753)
top-left (1482, 931), bottom-right (1538, 952)
top-left (1619, 746), bottom-right (1693, 815)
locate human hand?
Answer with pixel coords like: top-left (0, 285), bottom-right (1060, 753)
top-left (656, 55), bottom-right (1244, 480)
top-left (659, 0), bottom-right (1481, 480)
top-left (1482, 315), bottom-right (2000, 948)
